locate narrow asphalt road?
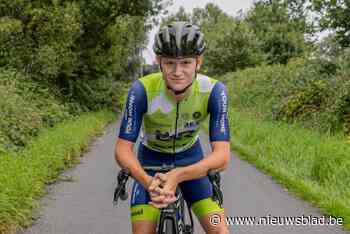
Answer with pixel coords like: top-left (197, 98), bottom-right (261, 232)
top-left (18, 121), bottom-right (349, 234)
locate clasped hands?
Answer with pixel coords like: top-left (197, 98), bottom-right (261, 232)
top-left (147, 169), bottom-right (181, 208)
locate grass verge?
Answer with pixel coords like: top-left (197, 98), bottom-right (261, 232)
top-left (229, 108), bottom-right (350, 231)
top-left (0, 110), bottom-right (116, 234)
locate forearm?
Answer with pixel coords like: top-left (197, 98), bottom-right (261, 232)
top-left (176, 146), bottom-right (230, 182)
top-left (115, 140), bottom-right (151, 188)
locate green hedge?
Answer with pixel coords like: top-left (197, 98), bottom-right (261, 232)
top-left (224, 51), bottom-right (350, 135)
top-left (0, 68), bottom-right (128, 154)
top-left (0, 69), bottom-right (73, 153)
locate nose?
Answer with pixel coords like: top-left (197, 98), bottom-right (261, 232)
top-left (172, 63), bottom-right (182, 76)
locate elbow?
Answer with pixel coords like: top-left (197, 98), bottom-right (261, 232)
top-left (114, 143), bottom-right (122, 166)
top-left (219, 151), bottom-right (231, 171)
top-left (220, 152), bottom-right (231, 170)
top-left (114, 138), bottom-right (131, 167)
top-left (211, 141), bottom-right (231, 171)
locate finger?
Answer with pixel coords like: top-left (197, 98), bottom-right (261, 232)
top-left (163, 194), bottom-right (177, 204)
top-left (161, 187), bottom-right (175, 197)
top-left (154, 173), bottom-right (167, 183)
top-left (149, 201), bottom-right (168, 209)
top-left (148, 178), bottom-right (162, 190)
top-left (153, 186), bottom-right (164, 195)
top-left (150, 194), bottom-right (165, 203)
top-left (149, 190), bottom-right (161, 197)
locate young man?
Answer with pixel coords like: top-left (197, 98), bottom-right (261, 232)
top-left (115, 21), bottom-right (231, 234)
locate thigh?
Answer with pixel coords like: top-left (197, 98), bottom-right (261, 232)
top-left (179, 176), bottom-right (224, 218)
top-left (130, 180), bottom-right (160, 226)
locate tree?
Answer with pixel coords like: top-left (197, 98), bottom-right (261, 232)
top-left (245, 0), bottom-right (312, 64)
top-left (160, 6), bottom-right (190, 26)
top-left (312, 0), bottom-right (350, 47)
top-left (160, 3), bottom-right (265, 75)
top-left (0, 0), bottom-right (170, 110)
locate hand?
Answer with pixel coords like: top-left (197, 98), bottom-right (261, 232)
top-left (159, 169), bottom-right (182, 197)
top-left (147, 173), bottom-right (163, 198)
top-left (148, 169), bottom-right (182, 208)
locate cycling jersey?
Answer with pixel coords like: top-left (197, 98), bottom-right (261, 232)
top-left (118, 72), bottom-right (230, 153)
top-left (118, 72), bottom-right (230, 223)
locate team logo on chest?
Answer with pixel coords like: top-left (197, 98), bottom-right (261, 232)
top-left (192, 111), bottom-right (202, 119)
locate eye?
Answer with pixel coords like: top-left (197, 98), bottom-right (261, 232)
top-left (182, 60), bottom-right (192, 65)
top-left (164, 61), bottom-right (174, 65)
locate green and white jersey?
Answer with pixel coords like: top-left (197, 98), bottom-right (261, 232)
top-left (119, 72), bottom-right (230, 154)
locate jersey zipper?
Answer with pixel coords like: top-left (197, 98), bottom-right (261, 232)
top-left (173, 102), bottom-right (180, 154)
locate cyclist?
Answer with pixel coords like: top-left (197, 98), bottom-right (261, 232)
top-left (115, 21), bottom-right (231, 234)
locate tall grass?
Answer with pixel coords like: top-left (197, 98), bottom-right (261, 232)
top-left (229, 108), bottom-right (350, 230)
top-left (0, 111), bottom-right (115, 234)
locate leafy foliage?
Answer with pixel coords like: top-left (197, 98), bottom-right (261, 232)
top-left (0, 0), bottom-right (168, 152)
top-left (161, 1), bottom-right (312, 75)
top-left (0, 0), bottom-right (168, 111)
top-left (225, 51), bottom-right (350, 134)
top-left (245, 0), bottom-right (312, 64)
top-left (0, 69), bottom-right (72, 153)
top-left (161, 3), bottom-right (266, 76)
top-left (312, 0), bottom-right (350, 47)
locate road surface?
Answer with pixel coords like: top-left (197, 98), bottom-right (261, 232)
top-left (18, 121), bottom-right (349, 234)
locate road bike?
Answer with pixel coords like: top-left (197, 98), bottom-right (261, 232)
top-left (113, 164), bottom-right (223, 234)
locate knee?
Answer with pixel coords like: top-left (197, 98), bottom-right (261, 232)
top-left (207, 226), bottom-right (230, 234)
top-left (133, 228), bottom-right (156, 234)
top-left (132, 221), bottom-right (156, 234)
top-left (134, 230), bottom-right (156, 234)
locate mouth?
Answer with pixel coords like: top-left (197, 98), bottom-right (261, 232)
top-left (169, 77), bottom-right (184, 81)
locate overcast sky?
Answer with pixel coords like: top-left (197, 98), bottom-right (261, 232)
top-left (142, 0), bottom-right (255, 64)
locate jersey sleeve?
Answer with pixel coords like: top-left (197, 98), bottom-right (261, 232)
top-left (118, 80), bottom-right (147, 142)
top-left (208, 81), bottom-right (230, 142)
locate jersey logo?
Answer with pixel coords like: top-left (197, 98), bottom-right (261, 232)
top-left (125, 92), bottom-right (135, 134)
top-left (155, 129), bottom-right (196, 141)
top-left (193, 112), bottom-right (202, 119)
top-left (149, 93), bottom-right (173, 114)
top-left (220, 90), bottom-right (228, 133)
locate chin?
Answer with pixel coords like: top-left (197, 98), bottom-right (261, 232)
top-left (173, 85), bottom-right (186, 91)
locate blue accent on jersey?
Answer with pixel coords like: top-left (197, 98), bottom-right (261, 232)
top-left (208, 81), bottom-right (230, 142)
top-left (118, 80), bottom-right (147, 142)
top-left (137, 139), bottom-right (203, 166)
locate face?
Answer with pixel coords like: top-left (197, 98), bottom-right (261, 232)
top-left (157, 56), bottom-right (202, 93)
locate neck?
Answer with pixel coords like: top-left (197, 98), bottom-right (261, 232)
top-left (166, 86), bottom-right (192, 102)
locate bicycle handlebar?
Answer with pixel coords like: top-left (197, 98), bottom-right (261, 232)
top-left (113, 165), bottom-right (223, 207)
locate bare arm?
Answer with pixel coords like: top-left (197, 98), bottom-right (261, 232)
top-left (174, 141), bottom-right (230, 183)
top-left (115, 138), bottom-right (152, 188)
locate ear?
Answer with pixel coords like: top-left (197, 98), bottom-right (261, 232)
top-left (156, 56), bottom-right (161, 65)
top-left (196, 56), bottom-right (203, 71)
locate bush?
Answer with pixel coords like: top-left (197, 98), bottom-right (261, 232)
top-left (68, 77), bottom-right (130, 111)
top-left (0, 69), bottom-right (73, 153)
top-left (225, 54), bottom-right (350, 134)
